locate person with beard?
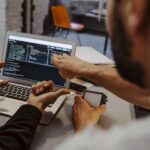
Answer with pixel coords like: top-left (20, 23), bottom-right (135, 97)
top-left (52, 0), bottom-right (150, 149)
top-left (0, 0), bottom-right (150, 149)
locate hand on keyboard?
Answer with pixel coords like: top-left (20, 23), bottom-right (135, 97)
top-left (32, 80), bottom-right (55, 95)
top-left (27, 80), bottom-right (70, 112)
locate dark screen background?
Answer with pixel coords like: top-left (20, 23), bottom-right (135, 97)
top-left (3, 38), bottom-right (71, 87)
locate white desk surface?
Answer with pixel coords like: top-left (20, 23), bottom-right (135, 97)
top-left (76, 46), bottom-right (114, 65)
top-left (0, 47), bottom-right (133, 150)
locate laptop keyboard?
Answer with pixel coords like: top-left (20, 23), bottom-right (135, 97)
top-left (0, 83), bottom-right (31, 101)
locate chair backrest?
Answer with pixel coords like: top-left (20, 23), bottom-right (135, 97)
top-left (51, 5), bottom-right (71, 29)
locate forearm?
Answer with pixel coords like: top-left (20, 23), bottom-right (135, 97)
top-left (0, 105), bottom-right (42, 150)
top-left (78, 64), bottom-right (150, 109)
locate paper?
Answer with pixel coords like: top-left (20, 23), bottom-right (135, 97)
top-left (75, 47), bottom-right (114, 65)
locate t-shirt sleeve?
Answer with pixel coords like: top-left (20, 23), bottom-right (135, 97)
top-left (55, 117), bottom-right (150, 150)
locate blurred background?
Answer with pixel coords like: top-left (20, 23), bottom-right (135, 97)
top-left (0, 0), bottom-right (112, 59)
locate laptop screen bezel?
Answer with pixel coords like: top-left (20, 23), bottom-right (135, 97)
top-left (0, 31), bottom-right (76, 87)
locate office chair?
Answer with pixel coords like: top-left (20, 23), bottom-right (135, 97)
top-left (51, 5), bottom-right (85, 45)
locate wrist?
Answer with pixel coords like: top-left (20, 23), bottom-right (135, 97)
top-left (28, 103), bottom-right (45, 112)
top-left (78, 63), bottom-right (100, 78)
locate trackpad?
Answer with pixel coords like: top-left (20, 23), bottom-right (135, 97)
top-left (0, 96), bottom-right (65, 125)
top-left (0, 97), bottom-right (54, 125)
top-left (0, 97), bottom-right (24, 116)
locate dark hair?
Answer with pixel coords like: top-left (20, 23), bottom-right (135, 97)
top-left (111, 0), bottom-right (145, 87)
top-left (142, 0), bottom-right (150, 31)
top-left (114, 0), bottom-right (150, 32)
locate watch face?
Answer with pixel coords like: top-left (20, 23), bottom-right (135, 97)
top-left (84, 91), bottom-right (107, 107)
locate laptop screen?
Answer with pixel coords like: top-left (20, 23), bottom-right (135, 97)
top-left (3, 35), bottom-right (73, 87)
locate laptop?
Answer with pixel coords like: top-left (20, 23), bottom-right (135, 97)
top-left (0, 32), bottom-right (76, 124)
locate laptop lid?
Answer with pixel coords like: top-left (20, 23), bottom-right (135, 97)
top-left (0, 32), bottom-right (76, 88)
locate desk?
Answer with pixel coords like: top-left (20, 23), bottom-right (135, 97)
top-left (0, 47), bottom-right (133, 150)
top-left (75, 46), bottom-right (114, 65)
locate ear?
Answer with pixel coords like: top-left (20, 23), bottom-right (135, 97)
top-left (125, 0), bottom-right (147, 36)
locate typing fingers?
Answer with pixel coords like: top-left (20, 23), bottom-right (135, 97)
top-left (32, 80), bottom-right (55, 95)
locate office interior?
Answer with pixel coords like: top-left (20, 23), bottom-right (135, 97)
top-left (0, 0), bottom-right (112, 58)
top-left (0, 0), bottom-right (150, 137)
